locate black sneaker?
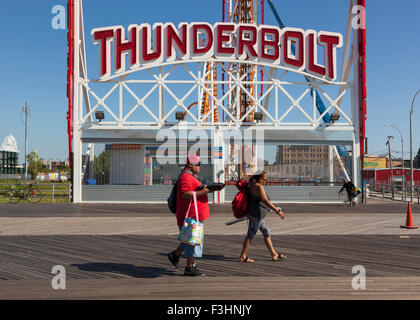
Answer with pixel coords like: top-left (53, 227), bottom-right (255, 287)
top-left (168, 251), bottom-right (180, 269)
top-left (184, 264), bottom-right (205, 277)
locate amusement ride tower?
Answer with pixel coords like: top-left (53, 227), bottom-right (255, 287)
top-left (223, 0), bottom-right (265, 181)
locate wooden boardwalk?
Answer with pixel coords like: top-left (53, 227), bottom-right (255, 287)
top-left (1, 200), bottom-right (420, 299)
top-left (1, 234), bottom-right (420, 299)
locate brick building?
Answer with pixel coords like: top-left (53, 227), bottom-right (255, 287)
top-left (264, 145), bottom-right (337, 181)
top-left (275, 145), bottom-right (329, 165)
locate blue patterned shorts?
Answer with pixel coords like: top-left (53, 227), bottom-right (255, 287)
top-left (246, 215), bottom-right (271, 239)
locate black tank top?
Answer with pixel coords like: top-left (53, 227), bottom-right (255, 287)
top-left (246, 186), bottom-right (272, 220)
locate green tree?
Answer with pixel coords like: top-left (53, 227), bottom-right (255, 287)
top-left (37, 158), bottom-right (49, 173)
top-left (415, 148), bottom-right (420, 168)
top-left (94, 150), bottom-right (110, 174)
top-left (26, 152), bottom-right (43, 179)
top-left (59, 165), bottom-right (71, 174)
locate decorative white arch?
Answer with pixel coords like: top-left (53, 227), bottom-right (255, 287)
top-left (68, 0), bottom-right (364, 203)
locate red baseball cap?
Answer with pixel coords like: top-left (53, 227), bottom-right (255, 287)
top-left (186, 155), bottom-right (200, 165)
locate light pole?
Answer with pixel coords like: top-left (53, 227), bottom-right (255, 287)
top-left (410, 89), bottom-right (420, 203)
top-left (386, 136), bottom-right (394, 199)
top-left (21, 102), bottom-right (29, 179)
top-left (385, 124), bottom-right (404, 200)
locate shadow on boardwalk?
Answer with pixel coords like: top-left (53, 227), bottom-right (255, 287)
top-left (71, 254), bottom-right (240, 279)
top-left (71, 263), bottom-right (179, 278)
top-left (156, 252), bottom-right (237, 262)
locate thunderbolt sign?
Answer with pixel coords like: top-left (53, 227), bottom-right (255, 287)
top-left (92, 22), bottom-right (343, 81)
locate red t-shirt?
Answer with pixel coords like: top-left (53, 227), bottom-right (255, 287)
top-left (176, 170), bottom-right (210, 228)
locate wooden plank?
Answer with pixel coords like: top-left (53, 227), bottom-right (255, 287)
top-left (1, 235), bottom-right (420, 282)
top-left (2, 277), bottom-right (420, 300)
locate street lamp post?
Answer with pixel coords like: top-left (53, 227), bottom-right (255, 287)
top-left (410, 89), bottom-right (420, 203)
top-left (385, 124), bottom-right (405, 201)
top-left (21, 102), bottom-right (29, 179)
top-left (386, 136), bottom-right (394, 199)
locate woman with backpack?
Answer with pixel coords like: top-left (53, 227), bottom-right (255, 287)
top-left (239, 171), bottom-right (286, 263)
top-left (167, 155), bottom-right (215, 276)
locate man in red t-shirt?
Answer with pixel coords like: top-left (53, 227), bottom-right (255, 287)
top-left (168, 155), bottom-right (213, 277)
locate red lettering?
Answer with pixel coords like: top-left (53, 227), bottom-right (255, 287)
top-left (166, 24), bottom-right (187, 57)
top-left (238, 26), bottom-right (258, 57)
top-left (217, 24), bottom-right (235, 54)
top-left (192, 24), bottom-right (213, 54)
top-left (283, 30), bottom-right (304, 68)
top-left (93, 29), bottom-right (114, 76)
top-left (142, 25), bottom-right (162, 62)
top-left (307, 32), bottom-right (326, 76)
top-left (260, 28), bottom-right (279, 61)
top-left (92, 23), bottom-right (344, 81)
top-left (319, 34), bottom-right (341, 80)
top-left (116, 27), bottom-right (137, 71)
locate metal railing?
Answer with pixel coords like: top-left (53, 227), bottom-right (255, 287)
top-left (0, 183), bottom-right (72, 204)
top-left (225, 180), bottom-right (344, 187)
top-left (368, 183), bottom-right (420, 203)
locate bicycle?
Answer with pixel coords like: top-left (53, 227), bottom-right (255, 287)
top-left (5, 183), bottom-right (43, 204)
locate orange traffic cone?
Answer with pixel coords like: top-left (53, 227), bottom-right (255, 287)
top-left (401, 203), bottom-right (419, 229)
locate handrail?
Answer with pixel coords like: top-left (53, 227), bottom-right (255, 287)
top-left (368, 183), bottom-right (420, 203)
top-left (0, 183), bottom-right (72, 204)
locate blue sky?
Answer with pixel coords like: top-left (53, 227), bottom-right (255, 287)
top-left (0, 0), bottom-right (420, 163)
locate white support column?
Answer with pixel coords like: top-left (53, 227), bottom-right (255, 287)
top-left (119, 83), bottom-right (123, 126)
top-left (352, 0), bottom-right (362, 200)
top-left (79, 2), bottom-right (92, 119)
top-left (255, 128), bottom-right (265, 173)
top-left (213, 129), bottom-right (225, 203)
top-left (328, 145), bottom-right (334, 185)
top-left (159, 66), bottom-right (164, 125)
top-left (223, 132), bottom-right (234, 200)
top-left (88, 144), bottom-right (94, 179)
top-left (73, 0), bottom-right (82, 203)
top-left (352, 133), bottom-right (361, 198)
top-left (253, 144), bottom-right (258, 175)
top-left (149, 149), bottom-right (153, 186)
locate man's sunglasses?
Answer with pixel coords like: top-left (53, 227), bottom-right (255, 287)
top-left (192, 162), bottom-right (201, 166)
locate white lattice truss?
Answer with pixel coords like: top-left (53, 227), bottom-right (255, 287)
top-left (78, 60), bottom-right (352, 130)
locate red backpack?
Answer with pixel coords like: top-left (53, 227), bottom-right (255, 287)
top-left (231, 179), bottom-right (249, 219)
